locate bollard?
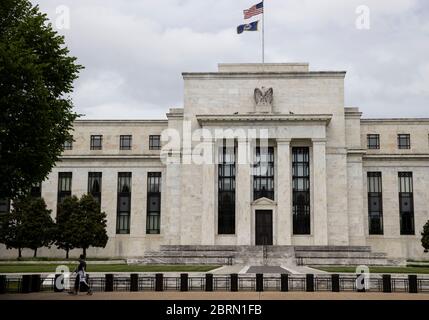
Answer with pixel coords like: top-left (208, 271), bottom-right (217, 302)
top-left (0, 275), bottom-right (6, 294)
top-left (408, 275), bottom-right (418, 293)
top-left (130, 273), bottom-right (139, 292)
top-left (105, 274), bottom-right (114, 292)
top-left (306, 274), bottom-right (314, 292)
top-left (382, 274), bottom-right (392, 293)
top-left (180, 273), bottom-right (188, 292)
top-left (331, 274), bottom-right (340, 292)
top-left (280, 274), bottom-right (289, 292)
top-left (230, 273), bottom-right (238, 292)
top-left (256, 273), bottom-right (264, 292)
top-left (21, 275), bottom-right (31, 293)
top-left (205, 274), bottom-right (213, 292)
top-left (31, 274), bottom-right (41, 293)
top-left (155, 273), bottom-right (163, 292)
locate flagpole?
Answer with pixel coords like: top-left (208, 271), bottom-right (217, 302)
top-left (262, 0), bottom-right (265, 64)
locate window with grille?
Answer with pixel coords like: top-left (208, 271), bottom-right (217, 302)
top-left (367, 134), bottom-right (380, 149)
top-left (398, 172), bottom-right (414, 235)
top-left (88, 172), bottom-right (102, 205)
top-left (117, 172), bottom-right (131, 234)
top-left (253, 146), bottom-right (274, 201)
top-left (90, 135), bottom-right (103, 150)
top-left (218, 142), bottom-right (236, 234)
top-left (64, 136), bottom-right (73, 150)
top-left (292, 147), bottom-right (310, 235)
top-left (367, 172), bottom-right (383, 235)
top-left (397, 134), bottom-right (410, 149)
top-left (146, 172), bottom-right (161, 234)
top-left (57, 172), bottom-right (72, 215)
top-left (149, 135), bottom-right (161, 150)
top-left (120, 135), bottom-right (132, 150)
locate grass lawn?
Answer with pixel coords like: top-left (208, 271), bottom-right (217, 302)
top-left (313, 266), bottom-right (429, 274)
top-left (0, 264), bottom-right (220, 274)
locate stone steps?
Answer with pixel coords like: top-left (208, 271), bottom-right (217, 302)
top-left (131, 245), bottom-right (403, 266)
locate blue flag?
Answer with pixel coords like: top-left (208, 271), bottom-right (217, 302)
top-left (237, 20), bottom-right (259, 34)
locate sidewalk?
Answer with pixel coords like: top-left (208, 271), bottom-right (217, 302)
top-left (2, 291), bottom-right (429, 300)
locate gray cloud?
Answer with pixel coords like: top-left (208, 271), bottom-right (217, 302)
top-left (35, 0), bottom-right (428, 119)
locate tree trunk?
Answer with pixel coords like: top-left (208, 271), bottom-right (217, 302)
top-left (83, 247), bottom-right (87, 257)
top-left (18, 248), bottom-right (22, 258)
top-left (66, 248), bottom-right (69, 259)
top-left (33, 248), bottom-right (37, 258)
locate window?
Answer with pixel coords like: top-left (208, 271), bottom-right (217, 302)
top-left (367, 134), bottom-right (380, 150)
top-left (253, 146), bottom-right (274, 201)
top-left (57, 172), bottom-right (72, 212)
top-left (120, 135), bottom-right (132, 150)
top-left (30, 182), bottom-right (42, 198)
top-left (398, 134), bottom-right (410, 149)
top-left (0, 197), bottom-right (10, 215)
top-left (149, 135), bottom-right (161, 150)
top-left (90, 135), bottom-right (103, 150)
top-left (146, 172), bottom-right (162, 234)
top-left (88, 172), bottom-right (102, 204)
top-left (398, 172), bottom-right (414, 235)
top-left (367, 172), bottom-right (383, 235)
top-left (64, 137), bottom-right (73, 150)
top-left (117, 173), bottom-right (131, 234)
top-left (292, 147), bottom-right (310, 235)
top-left (218, 142), bottom-right (236, 234)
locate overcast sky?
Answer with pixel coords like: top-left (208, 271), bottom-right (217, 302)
top-left (34, 0), bottom-right (428, 119)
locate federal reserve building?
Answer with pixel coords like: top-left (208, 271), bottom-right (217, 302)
top-left (1, 63), bottom-right (428, 265)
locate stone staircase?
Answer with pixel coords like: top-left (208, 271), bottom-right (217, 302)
top-left (294, 246), bottom-right (405, 266)
top-left (128, 245), bottom-right (404, 266)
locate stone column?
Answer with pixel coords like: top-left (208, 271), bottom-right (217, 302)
top-left (312, 139), bottom-right (328, 245)
top-left (276, 139), bottom-right (292, 245)
top-left (201, 138), bottom-right (216, 245)
top-left (236, 138), bottom-right (252, 245)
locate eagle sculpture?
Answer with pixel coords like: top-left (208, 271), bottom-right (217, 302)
top-left (254, 87), bottom-right (273, 106)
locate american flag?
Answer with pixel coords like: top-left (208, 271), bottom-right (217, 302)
top-left (243, 2), bottom-right (264, 19)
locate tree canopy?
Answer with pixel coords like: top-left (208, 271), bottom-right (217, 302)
top-left (422, 220), bottom-right (429, 253)
top-left (0, 195), bottom-right (55, 257)
top-left (0, 0), bottom-right (82, 199)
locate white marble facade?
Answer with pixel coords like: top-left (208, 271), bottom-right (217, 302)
top-left (1, 63), bottom-right (428, 260)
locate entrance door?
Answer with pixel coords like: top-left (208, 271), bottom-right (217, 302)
top-left (255, 210), bottom-right (273, 245)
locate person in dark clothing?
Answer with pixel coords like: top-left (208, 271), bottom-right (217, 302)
top-left (70, 254), bottom-right (92, 295)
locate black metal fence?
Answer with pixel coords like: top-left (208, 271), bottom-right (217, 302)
top-left (0, 273), bottom-right (428, 294)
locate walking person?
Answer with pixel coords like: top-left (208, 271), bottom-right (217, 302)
top-left (70, 254), bottom-right (92, 295)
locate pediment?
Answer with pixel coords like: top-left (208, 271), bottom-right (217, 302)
top-left (252, 197), bottom-right (277, 206)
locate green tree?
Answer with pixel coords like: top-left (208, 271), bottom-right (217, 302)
top-left (0, 196), bottom-right (55, 258)
top-left (422, 220), bottom-right (429, 253)
top-left (55, 196), bottom-right (79, 259)
top-left (0, 203), bottom-right (26, 258)
top-left (69, 194), bottom-right (108, 257)
top-left (0, 0), bottom-right (82, 199)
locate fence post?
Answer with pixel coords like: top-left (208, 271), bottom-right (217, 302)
top-left (230, 274), bottom-right (238, 292)
top-left (0, 275), bottom-right (5, 294)
top-left (331, 274), bottom-right (340, 292)
top-left (306, 274), bottom-right (314, 292)
top-left (256, 274), bottom-right (263, 292)
top-left (105, 274), bottom-right (114, 292)
top-left (180, 273), bottom-right (189, 292)
top-left (280, 274), bottom-right (289, 292)
top-left (382, 274), bottom-right (391, 293)
top-left (155, 273), bottom-right (163, 292)
top-left (31, 274), bottom-right (41, 293)
top-left (21, 275), bottom-right (31, 293)
top-left (408, 275), bottom-right (418, 293)
top-left (130, 274), bottom-right (139, 292)
top-left (205, 274), bottom-right (213, 292)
